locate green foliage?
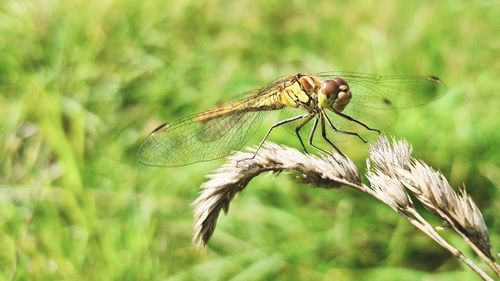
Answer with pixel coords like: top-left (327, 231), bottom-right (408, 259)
top-left (0, 0), bottom-right (498, 280)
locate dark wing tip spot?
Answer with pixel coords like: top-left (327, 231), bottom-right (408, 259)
top-left (427, 76), bottom-right (442, 83)
top-left (382, 98), bottom-right (393, 106)
top-left (426, 75), bottom-right (447, 93)
top-left (151, 123), bottom-right (170, 134)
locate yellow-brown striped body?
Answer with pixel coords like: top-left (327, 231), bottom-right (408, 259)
top-left (196, 75), bottom-right (318, 122)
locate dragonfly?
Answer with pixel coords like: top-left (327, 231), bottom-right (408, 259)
top-left (138, 72), bottom-right (444, 166)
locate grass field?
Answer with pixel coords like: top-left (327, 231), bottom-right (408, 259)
top-left (0, 0), bottom-right (498, 280)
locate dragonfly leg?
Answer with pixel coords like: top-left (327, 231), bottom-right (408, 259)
top-left (320, 116), bottom-right (345, 157)
top-left (334, 111), bottom-right (381, 134)
top-left (307, 117), bottom-right (330, 155)
top-left (294, 113), bottom-right (315, 153)
top-left (322, 111), bottom-right (368, 143)
top-left (237, 113), bottom-right (309, 166)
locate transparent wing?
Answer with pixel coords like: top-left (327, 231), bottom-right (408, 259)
top-left (138, 109), bottom-right (265, 166)
top-left (137, 76), bottom-right (293, 167)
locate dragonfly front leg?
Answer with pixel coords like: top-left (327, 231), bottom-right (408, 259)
top-left (322, 111), bottom-right (368, 143)
top-left (334, 111), bottom-right (381, 134)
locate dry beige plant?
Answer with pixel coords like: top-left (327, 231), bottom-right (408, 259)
top-left (192, 136), bottom-right (498, 280)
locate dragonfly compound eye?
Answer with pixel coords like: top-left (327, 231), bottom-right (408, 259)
top-left (320, 79), bottom-right (340, 98)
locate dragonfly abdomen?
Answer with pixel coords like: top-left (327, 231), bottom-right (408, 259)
top-left (196, 92), bottom-right (285, 123)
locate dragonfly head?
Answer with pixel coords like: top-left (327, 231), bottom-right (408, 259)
top-left (318, 77), bottom-right (352, 112)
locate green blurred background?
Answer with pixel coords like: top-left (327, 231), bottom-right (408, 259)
top-left (0, 0), bottom-right (498, 280)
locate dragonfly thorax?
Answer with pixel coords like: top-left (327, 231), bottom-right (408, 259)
top-left (317, 77), bottom-right (352, 112)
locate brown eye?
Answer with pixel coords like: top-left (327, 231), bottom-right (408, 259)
top-left (320, 80), bottom-right (340, 97)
